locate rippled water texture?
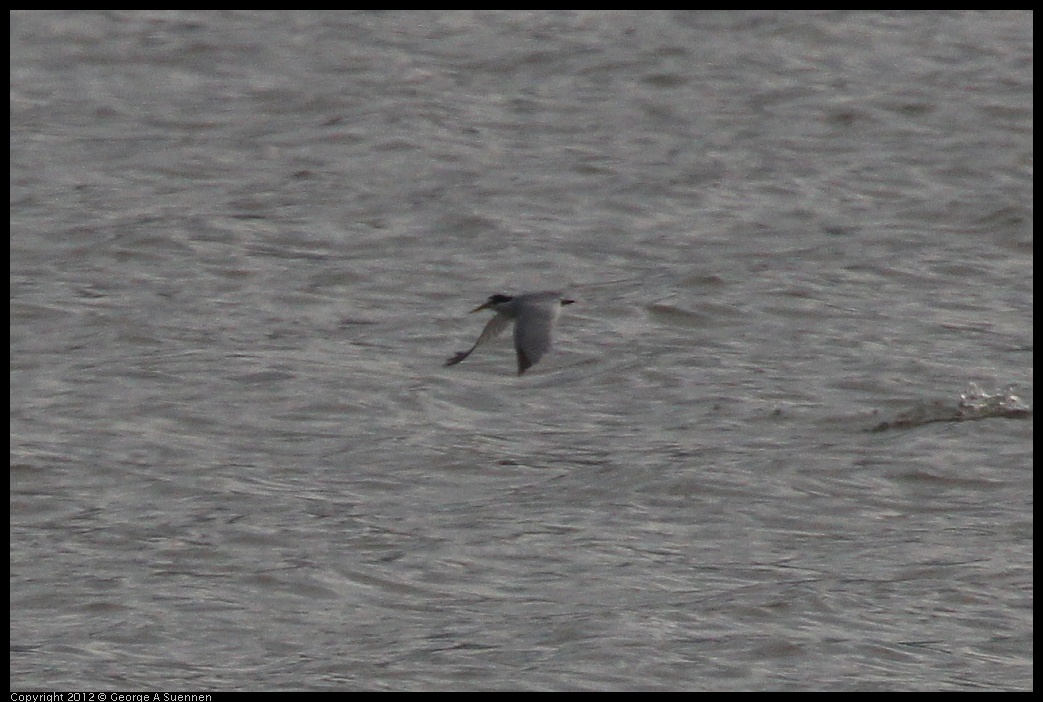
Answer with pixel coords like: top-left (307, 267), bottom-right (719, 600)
top-left (10, 11), bottom-right (1032, 690)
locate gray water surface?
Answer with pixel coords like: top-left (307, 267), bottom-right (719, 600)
top-left (10, 11), bottom-right (1032, 690)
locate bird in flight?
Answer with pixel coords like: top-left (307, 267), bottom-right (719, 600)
top-left (445, 291), bottom-right (575, 375)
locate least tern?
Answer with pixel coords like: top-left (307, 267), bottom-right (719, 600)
top-left (445, 291), bottom-right (575, 375)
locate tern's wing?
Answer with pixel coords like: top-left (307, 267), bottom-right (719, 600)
top-left (445, 313), bottom-right (511, 367)
top-left (513, 303), bottom-right (557, 375)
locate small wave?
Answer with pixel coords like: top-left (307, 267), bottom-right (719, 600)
top-left (869, 383), bottom-right (1031, 432)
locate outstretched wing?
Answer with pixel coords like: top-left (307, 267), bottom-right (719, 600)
top-left (445, 313), bottom-right (511, 367)
top-left (514, 303), bottom-right (556, 375)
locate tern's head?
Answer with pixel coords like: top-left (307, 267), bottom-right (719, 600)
top-left (472, 294), bottom-right (514, 313)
